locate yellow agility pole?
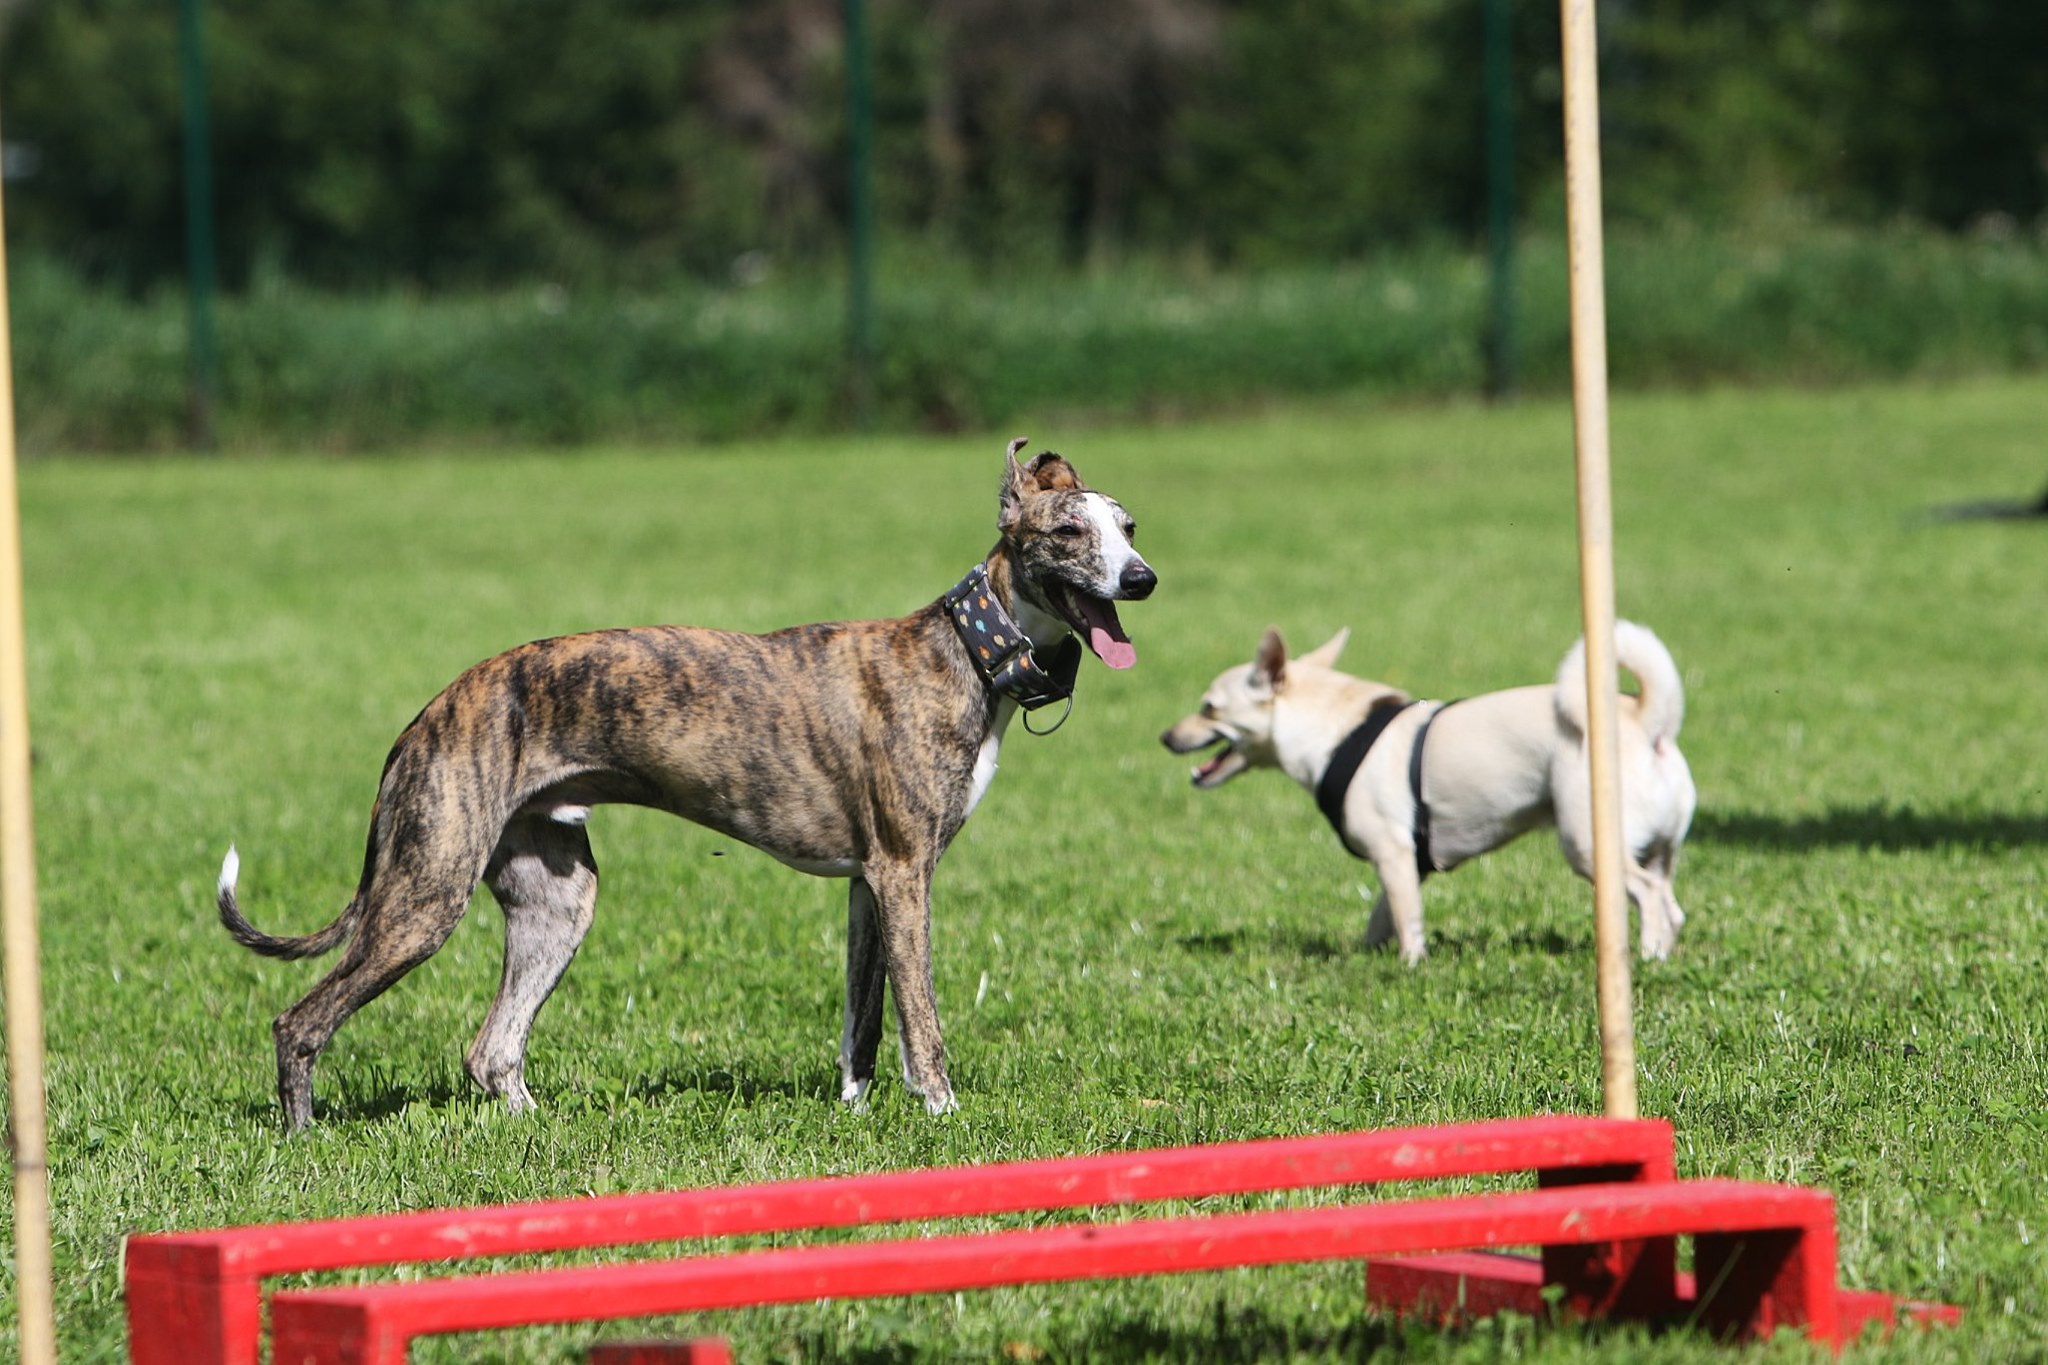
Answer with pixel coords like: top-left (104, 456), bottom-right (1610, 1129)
top-left (0, 108), bottom-right (62, 1362)
top-left (1557, 0), bottom-right (1637, 1120)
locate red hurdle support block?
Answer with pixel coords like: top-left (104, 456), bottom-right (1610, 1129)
top-left (1363, 1250), bottom-right (1965, 1339)
top-left (586, 1342), bottom-right (732, 1365)
top-left (265, 1179), bottom-right (1841, 1364)
top-left (124, 1114), bottom-right (1671, 1365)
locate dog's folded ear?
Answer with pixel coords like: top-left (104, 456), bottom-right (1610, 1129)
top-left (1254, 627), bottom-right (1287, 689)
top-left (1024, 452), bottom-right (1084, 492)
top-left (999, 437), bottom-right (1087, 531)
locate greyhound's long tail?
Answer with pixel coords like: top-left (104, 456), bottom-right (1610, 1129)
top-left (216, 844), bottom-right (365, 960)
top-left (1554, 620), bottom-right (1685, 747)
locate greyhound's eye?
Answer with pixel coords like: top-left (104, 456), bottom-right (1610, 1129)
top-left (1123, 521), bottom-right (1137, 542)
top-left (1054, 523), bottom-right (1085, 537)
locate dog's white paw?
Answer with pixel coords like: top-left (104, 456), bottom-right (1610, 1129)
top-left (922, 1090), bottom-right (960, 1117)
top-left (839, 1077), bottom-right (872, 1112)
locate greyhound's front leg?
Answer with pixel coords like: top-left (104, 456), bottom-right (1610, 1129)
top-left (838, 877), bottom-right (888, 1109)
top-left (865, 857), bottom-right (956, 1114)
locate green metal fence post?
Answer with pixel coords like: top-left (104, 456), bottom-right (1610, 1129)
top-left (178, 0), bottom-right (221, 451)
top-left (1483, 0), bottom-right (1517, 400)
top-left (842, 0), bottom-right (877, 431)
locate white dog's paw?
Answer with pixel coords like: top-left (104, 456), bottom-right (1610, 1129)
top-left (1638, 922), bottom-right (1676, 961)
top-left (839, 1076), bottom-right (872, 1112)
top-left (922, 1089), bottom-right (960, 1117)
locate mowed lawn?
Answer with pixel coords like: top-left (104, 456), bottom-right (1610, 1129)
top-left (7, 378), bottom-right (2046, 1362)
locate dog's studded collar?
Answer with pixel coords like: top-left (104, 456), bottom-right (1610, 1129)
top-left (1314, 698), bottom-right (1455, 879)
top-left (943, 564), bottom-right (1082, 717)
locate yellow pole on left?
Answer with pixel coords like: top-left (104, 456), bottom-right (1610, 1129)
top-left (0, 107), bottom-right (62, 1363)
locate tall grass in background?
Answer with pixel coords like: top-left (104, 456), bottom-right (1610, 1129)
top-left (12, 224), bottom-right (2048, 453)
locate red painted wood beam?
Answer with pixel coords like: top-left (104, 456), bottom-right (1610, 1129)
top-left (127, 1115), bottom-right (1671, 1365)
top-left (267, 1179), bottom-right (1837, 1364)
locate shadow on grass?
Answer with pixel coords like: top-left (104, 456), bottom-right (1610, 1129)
top-left (790, 1301), bottom-right (1414, 1364)
top-left (1268, 924), bottom-right (1589, 963)
top-left (270, 1059), bottom-right (838, 1128)
top-left (1431, 925), bottom-right (1588, 958)
top-left (629, 1061), bottom-right (839, 1107)
top-left (1919, 486), bottom-right (2048, 522)
top-left (230, 1071), bottom-right (473, 1128)
top-left (1176, 928), bottom-right (1248, 954)
top-left (1692, 804), bottom-right (2047, 851)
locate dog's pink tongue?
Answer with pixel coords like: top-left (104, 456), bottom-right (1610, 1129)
top-left (1090, 627), bottom-right (1137, 670)
top-left (1073, 595), bottom-right (1137, 670)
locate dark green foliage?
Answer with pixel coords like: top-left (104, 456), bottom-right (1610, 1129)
top-left (3, 0), bottom-right (2044, 289)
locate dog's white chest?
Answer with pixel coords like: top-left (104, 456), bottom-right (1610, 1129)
top-left (965, 731), bottom-right (1002, 817)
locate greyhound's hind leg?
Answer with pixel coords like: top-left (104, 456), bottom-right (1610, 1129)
top-left (838, 877), bottom-right (888, 1109)
top-left (467, 814), bottom-right (599, 1112)
top-left (272, 883), bottom-right (473, 1130)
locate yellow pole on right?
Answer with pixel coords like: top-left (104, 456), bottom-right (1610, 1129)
top-left (1558, 0), bottom-right (1637, 1120)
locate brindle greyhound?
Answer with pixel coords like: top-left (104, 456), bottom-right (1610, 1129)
top-left (218, 438), bottom-right (1155, 1128)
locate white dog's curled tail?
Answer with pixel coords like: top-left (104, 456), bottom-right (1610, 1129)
top-left (1554, 620), bottom-right (1685, 747)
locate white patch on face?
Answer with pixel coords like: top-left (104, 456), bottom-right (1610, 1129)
top-left (1009, 592), bottom-right (1069, 651)
top-left (1078, 493), bottom-right (1146, 596)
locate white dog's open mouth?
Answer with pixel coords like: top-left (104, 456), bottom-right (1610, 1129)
top-left (1190, 741), bottom-right (1248, 788)
top-left (1051, 585), bottom-right (1136, 670)
top-left (1163, 725), bottom-right (1247, 788)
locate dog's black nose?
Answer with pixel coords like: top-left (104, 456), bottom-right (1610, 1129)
top-left (1120, 562), bottom-right (1158, 600)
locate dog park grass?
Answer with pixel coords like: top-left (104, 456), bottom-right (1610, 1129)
top-left (5, 376), bottom-right (2046, 1360)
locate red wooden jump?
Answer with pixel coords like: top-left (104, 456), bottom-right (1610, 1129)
top-left (266, 1179), bottom-right (1841, 1364)
top-left (1363, 1250), bottom-right (1964, 1337)
top-left (124, 1114), bottom-right (1671, 1365)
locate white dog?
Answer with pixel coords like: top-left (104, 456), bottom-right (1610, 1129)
top-left (1162, 623), bottom-right (1696, 963)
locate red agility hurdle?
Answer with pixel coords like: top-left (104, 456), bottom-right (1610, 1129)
top-left (126, 1114), bottom-right (1671, 1364)
top-left (266, 1178), bottom-right (1840, 1365)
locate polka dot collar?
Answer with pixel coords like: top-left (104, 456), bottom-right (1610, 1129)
top-left (942, 564), bottom-right (1081, 714)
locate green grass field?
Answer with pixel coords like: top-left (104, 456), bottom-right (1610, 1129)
top-left (6, 378), bottom-right (2047, 1361)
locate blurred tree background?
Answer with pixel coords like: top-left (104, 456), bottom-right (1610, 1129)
top-left (0, 0), bottom-right (2043, 447)
top-left (6, 0), bottom-right (2043, 289)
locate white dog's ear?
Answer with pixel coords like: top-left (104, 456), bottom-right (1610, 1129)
top-left (1299, 627), bottom-right (1350, 670)
top-left (1253, 627), bottom-right (1287, 690)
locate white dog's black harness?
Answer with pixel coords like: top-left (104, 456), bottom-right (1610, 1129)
top-left (943, 565), bottom-right (1083, 719)
top-left (1314, 698), bottom-right (1456, 880)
